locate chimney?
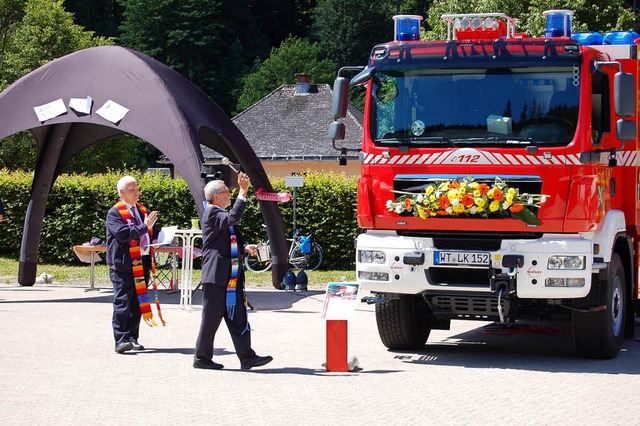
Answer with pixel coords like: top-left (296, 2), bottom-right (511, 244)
top-left (295, 73), bottom-right (311, 94)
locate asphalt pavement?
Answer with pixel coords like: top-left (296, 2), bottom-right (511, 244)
top-left (0, 282), bottom-right (639, 425)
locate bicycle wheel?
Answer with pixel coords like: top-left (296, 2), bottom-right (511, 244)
top-left (306, 243), bottom-right (323, 271)
top-left (244, 246), bottom-right (272, 273)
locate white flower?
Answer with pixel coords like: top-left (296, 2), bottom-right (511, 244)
top-left (528, 197), bottom-right (534, 204)
top-left (502, 201), bottom-right (509, 210)
top-left (395, 205), bottom-right (403, 214)
top-left (541, 195), bottom-right (547, 203)
top-left (416, 194), bottom-right (424, 203)
top-left (470, 206), bottom-right (477, 214)
top-left (451, 198), bottom-right (459, 206)
top-left (445, 206), bottom-right (453, 214)
top-left (386, 200), bottom-right (393, 210)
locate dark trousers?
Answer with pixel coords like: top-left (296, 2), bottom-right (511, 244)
top-left (110, 256), bottom-right (151, 345)
top-left (194, 283), bottom-right (255, 362)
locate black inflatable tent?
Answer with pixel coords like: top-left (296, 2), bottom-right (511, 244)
top-left (0, 45), bottom-right (287, 288)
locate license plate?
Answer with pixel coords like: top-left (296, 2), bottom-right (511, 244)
top-left (434, 251), bottom-right (490, 266)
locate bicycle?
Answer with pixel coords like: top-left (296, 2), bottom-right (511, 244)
top-left (244, 228), bottom-right (323, 272)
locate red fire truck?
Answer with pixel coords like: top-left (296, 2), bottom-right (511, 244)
top-left (330, 10), bottom-right (640, 358)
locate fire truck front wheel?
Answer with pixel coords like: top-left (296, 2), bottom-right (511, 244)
top-left (375, 294), bottom-right (431, 349)
top-left (572, 252), bottom-right (625, 359)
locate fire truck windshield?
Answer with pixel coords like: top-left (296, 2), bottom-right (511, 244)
top-left (370, 65), bottom-right (580, 147)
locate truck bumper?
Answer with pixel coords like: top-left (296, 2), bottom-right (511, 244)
top-left (356, 230), bottom-right (593, 299)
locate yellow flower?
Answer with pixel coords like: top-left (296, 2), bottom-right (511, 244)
top-left (453, 204), bottom-right (465, 213)
top-left (425, 186), bottom-right (435, 195)
top-left (416, 205), bottom-right (427, 219)
top-left (489, 200), bottom-right (501, 212)
top-left (475, 198), bottom-right (486, 207)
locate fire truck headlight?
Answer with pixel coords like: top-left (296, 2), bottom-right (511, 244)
top-left (545, 278), bottom-right (585, 287)
top-left (547, 255), bottom-right (585, 270)
top-left (358, 271), bottom-right (390, 281)
top-left (359, 250), bottom-right (386, 264)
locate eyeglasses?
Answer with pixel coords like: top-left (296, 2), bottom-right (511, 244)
top-left (215, 190), bottom-right (230, 195)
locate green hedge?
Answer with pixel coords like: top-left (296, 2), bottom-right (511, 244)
top-left (0, 169), bottom-right (359, 270)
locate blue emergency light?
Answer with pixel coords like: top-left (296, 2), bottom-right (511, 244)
top-left (603, 31), bottom-right (640, 45)
top-left (393, 15), bottom-right (423, 41)
top-left (543, 9), bottom-right (573, 37)
top-left (571, 32), bottom-right (603, 45)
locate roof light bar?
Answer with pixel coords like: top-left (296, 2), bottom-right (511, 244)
top-left (441, 13), bottom-right (515, 41)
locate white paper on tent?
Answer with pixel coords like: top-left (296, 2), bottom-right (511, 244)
top-left (69, 96), bottom-right (93, 114)
top-left (149, 226), bottom-right (178, 248)
top-left (96, 100), bottom-right (129, 123)
top-left (34, 98), bottom-right (67, 122)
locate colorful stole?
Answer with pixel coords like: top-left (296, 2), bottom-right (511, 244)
top-left (227, 225), bottom-right (239, 320)
top-left (114, 201), bottom-right (165, 327)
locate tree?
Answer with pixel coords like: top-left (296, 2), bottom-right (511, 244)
top-left (0, 0), bottom-right (114, 171)
top-left (236, 36), bottom-right (336, 111)
top-left (311, 0), bottom-right (395, 67)
top-left (62, 0), bottom-right (124, 38)
top-left (119, 0), bottom-right (270, 114)
top-left (1, 0), bottom-right (112, 87)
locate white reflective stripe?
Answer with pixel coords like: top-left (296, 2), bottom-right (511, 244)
top-left (516, 155), bottom-right (532, 165)
top-left (363, 153), bottom-right (375, 164)
top-left (429, 152), bottom-right (445, 164)
top-left (566, 154), bottom-right (581, 165)
top-left (503, 154), bottom-right (519, 165)
top-left (406, 154), bottom-right (421, 164)
top-left (492, 153), bottom-right (510, 165)
top-left (527, 155), bottom-right (542, 165)
top-left (397, 155), bottom-right (410, 164)
top-left (550, 156), bottom-right (563, 165)
top-left (417, 153), bottom-right (430, 164)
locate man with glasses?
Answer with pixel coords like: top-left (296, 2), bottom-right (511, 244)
top-left (106, 176), bottom-right (160, 354)
top-left (194, 172), bottom-right (272, 370)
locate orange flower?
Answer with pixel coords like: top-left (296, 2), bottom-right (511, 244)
top-left (477, 183), bottom-right (489, 195)
top-left (461, 193), bottom-right (475, 207)
top-left (437, 210), bottom-right (448, 216)
top-left (404, 198), bottom-right (412, 211)
top-left (448, 181), bottom-right (459, 189)
top-left (510, 203), bottom-right (524, 213)
top-left (438, 196), bottom-right (450, 209)
top-left (492, 188), bottom-right (504, 202)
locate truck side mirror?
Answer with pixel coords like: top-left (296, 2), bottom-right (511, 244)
top-left (614, 71), bottom-right (635, 117)
top-left (328, 121), bottom-right (345, 142)
top-left (616, 118), bottom-right (636, 141)
top-left (331, 77), bottom-right (349, 119)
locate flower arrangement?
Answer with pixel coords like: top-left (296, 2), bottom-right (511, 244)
top-left (386, 177), bottom-right (548, 225)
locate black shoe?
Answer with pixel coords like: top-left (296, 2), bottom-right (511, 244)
top-left (115, 341), bottom-right (134, 354)
top-left (130, 340), bottom-right (145, 350)
top-left (240, 355), bottom-right (273, 370)
top-left (193, 358), bottom-right (224, 370)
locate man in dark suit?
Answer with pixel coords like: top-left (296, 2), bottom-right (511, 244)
top-left (106, 176), bottom-right (160, 354)
top-left (194, 172), bottom-right (272, 370)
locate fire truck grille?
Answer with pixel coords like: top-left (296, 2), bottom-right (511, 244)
top-left (426, 267), bottom-right (490, 287)
top-left (429, 295), bottom-right (504, 318)
top-left (432, 238), bottom-right (501, 251)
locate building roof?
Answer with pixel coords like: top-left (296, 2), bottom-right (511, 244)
top-left (201, 83), bottom-right (363, 162)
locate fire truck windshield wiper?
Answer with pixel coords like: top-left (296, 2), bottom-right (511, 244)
top-left (409, 136), bottom-right (456, 146)
top-left (452, 136), bottom-right (535, 145)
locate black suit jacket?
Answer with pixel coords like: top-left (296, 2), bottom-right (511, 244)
top-left (106, 202), bottom-right (160, 272)
top-left (201, 198), bottom-right (246, 286)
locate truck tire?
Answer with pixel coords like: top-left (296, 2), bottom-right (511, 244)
top-left (572, 252), bottom-right (626, 359)
top-left (375, 294), bottom-right (431, 349)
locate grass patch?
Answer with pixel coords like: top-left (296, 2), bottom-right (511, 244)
top-left (0, 257), bottom-right (355, 290)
